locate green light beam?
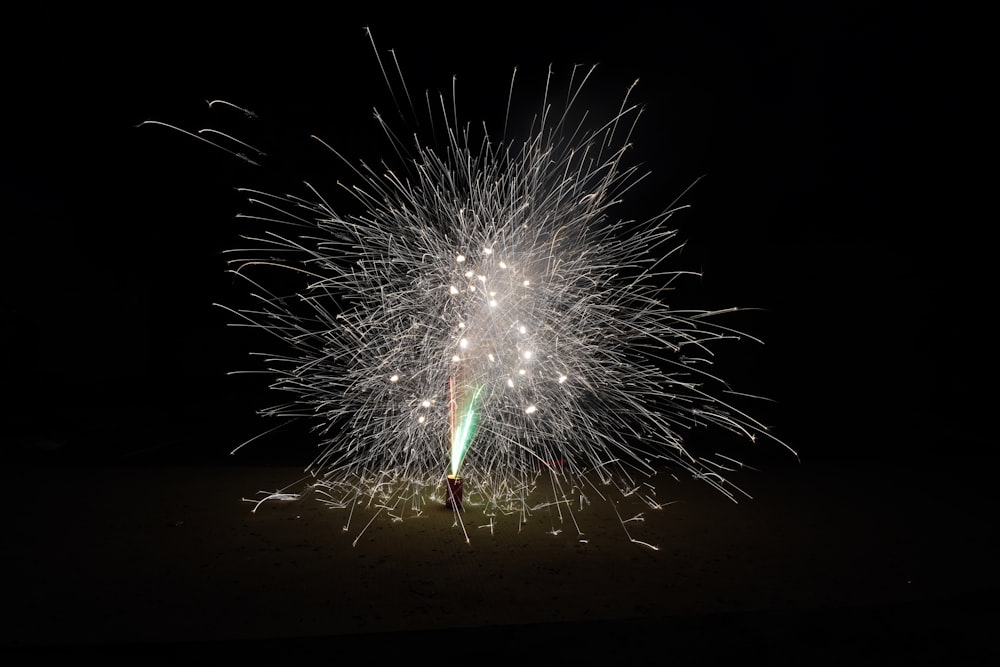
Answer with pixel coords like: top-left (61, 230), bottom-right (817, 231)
top-left (450, 385), bottom-right (484, 476)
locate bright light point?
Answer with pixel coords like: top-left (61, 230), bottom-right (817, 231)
top-left (464, 270), bottom-right (474, 278)
top-left (469, 285), bottom-right (476, 292)
top-left (519, 325), bottom-right (526, 334)
top-left (459, 338), bottom-right (469, 349)
top-left (518, 369), bottom-right (526, 376)
top-left (523, 280), bottom-right (530, 287)
top-left (389, 374), bottom-right (399, 383)
top-left (489, 299), bottom-right (498, 307)
top-left (421, 400), bottom-right (431, 408)
top-left (483, 247), bottom-right (493, 255)
top-left (418, 416), bottom-right (425, 423)
top-left (558, 374), bottom-right (567, 383)
top-left (452, 354), bottom-right (461, 362)
top-left (507, 378), bottom-right (514, 388)
top-left (523, 350), bottom-right (532, 360)
top-left (487, 353), bottom-right (495, 362)
top-left (525, 405), bottom-right (537, 414)
top-left (458, 321), bottom-right (465, 329)
top-left (499, 261), bottom-right (507, 269)
top-left (456, 254), bottom-right (466, 263)
top-left (449, 285), bottom-right (459, 295)
top-left (477, 274), bottom-right (486, 282)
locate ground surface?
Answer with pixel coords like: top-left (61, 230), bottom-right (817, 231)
top-left (3, 454), bottom-right (996, 663)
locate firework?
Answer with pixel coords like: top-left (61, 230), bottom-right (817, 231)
top-left (146, 31), bottom-right (795, 547)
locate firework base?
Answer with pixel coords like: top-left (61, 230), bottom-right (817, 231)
top-left (445, 474), bottom-right (463, 509)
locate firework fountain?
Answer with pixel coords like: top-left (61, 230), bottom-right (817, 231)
top-left (146, 31), bottom-right (795, 546)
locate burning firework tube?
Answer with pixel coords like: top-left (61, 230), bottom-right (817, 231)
top-left (445, 474), bottom-right (463, 509)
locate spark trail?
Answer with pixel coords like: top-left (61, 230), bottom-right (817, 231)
top-left (152, 32), bottom-right (796, 545)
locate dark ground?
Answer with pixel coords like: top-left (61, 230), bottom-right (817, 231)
top-left (2, 452), bottom-right (997, 663)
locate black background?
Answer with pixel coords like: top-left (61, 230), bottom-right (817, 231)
top-left (2, 3), bottom-right (984, 469)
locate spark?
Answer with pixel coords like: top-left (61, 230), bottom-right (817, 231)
top-left (147, 31), bottom-right (797, 546)
top-left (136, 119), bottom-right (264, 166)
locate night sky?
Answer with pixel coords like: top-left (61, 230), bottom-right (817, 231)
top-left (2, 4), bottom-right (983, 469)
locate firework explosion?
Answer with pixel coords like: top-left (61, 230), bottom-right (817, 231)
top-left (148, 34), bottom-right (794, 546)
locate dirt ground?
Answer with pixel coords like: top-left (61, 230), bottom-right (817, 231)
top-left (3, 456), bottom-right (997, 663)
